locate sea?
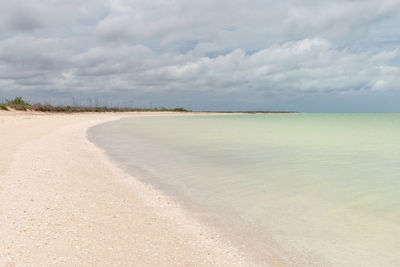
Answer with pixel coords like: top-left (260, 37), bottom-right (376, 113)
top-left (88, 114), bottom-right (400, 266)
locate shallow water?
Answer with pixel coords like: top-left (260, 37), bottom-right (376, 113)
top-left (88, 114), bottom-right (400, 266)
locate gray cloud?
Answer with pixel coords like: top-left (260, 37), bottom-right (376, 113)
top-left (0, 2), bottom-right (42, 32)
top-left (5, 11), bottom-right (42, 32)
top-left (0, 0), bottom-right (400, 111)
top-left (283, 0), bottom-right (400, 40)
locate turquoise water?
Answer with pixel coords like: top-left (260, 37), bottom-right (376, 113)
top-left (88, 114), bottom-right (400, 266)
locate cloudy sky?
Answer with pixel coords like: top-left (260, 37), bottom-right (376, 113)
top-left (1, 0), bottom-right (400, 111)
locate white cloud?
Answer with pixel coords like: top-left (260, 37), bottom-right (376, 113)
top-left (136, 38), bottom-right (400, 94)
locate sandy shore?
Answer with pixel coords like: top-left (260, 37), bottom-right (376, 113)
top-left (0, 111), bottom-right (255, 266)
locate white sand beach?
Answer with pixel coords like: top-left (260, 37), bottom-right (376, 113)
top-left (0, 111), bottom-right (257, 266)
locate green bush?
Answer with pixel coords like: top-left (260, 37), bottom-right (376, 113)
top-left (6, 97), bottom-right (31, 110)
top-left (171, 107), bottom-right (188, 112)
top-left (0, 104), bottom-right (8, 111)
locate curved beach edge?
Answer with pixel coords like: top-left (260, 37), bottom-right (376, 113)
top-left (0, 112), bottom-right (267, 266)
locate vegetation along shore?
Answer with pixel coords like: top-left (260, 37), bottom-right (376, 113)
top-left (0, 97), bottom-right (297, 114)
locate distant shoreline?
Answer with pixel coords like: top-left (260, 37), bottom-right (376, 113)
top-left (204, 111), bottom-right (299, 114)
top-left (0, 97), bottom-right (298, 114)
top-left (0, 107), bottom-right (299, 114)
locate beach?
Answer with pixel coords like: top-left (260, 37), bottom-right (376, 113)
top-left (0, 111), bottom-right (253, 266)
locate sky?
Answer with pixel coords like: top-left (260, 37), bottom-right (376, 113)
top-left (0, 0), bottom-right (400, 112)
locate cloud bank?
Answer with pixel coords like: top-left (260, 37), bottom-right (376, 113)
top-left (0, 0), bottom-right (400, 110)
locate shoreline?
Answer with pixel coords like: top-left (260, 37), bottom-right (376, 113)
top-left (0, 112), bottom-right (257, 266)
top-left (88, 116), bottom-right (288, 267)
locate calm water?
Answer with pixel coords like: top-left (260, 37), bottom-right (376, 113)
top-left (88, 114), bottom-right (400, 266)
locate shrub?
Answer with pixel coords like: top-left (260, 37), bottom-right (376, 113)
top-left (0, 104), bottom-right (8, 111)
top-left (171, 107), bottom-right (188, 112)
top-left (6, 97), bottom-right (31, 110)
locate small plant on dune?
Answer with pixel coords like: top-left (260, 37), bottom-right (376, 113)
top-left (0, 104), bottom-right (8, 111)
top-left (6, 97), bottom-right (31, 111)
